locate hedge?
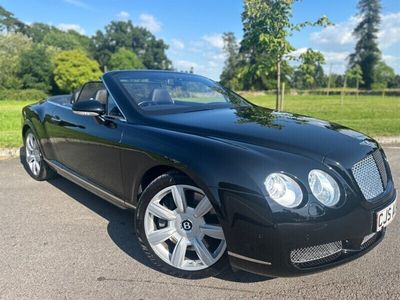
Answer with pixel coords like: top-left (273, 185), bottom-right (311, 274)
top-left (0, 89), bottom-right (48, 101)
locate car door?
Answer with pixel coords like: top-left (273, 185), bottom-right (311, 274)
top-left (52, 82), bottom-right (125, 198)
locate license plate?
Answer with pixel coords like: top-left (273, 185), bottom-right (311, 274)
top-left (376, 199), bottom-right (397, 232)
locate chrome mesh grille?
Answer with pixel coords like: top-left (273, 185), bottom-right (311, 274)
top-left (352, 150), bottom-right (387, 200)
top-left (360, 233), bottom-right (379, 251)
top-left (373, 151), bottom-right (388, 188)
top-left (290, 241), bottom-right (342, 264)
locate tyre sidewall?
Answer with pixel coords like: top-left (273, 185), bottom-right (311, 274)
top-left (135, 172), bottom-right (229, 279)
top-left (23, 129), bottom-right (55, 181)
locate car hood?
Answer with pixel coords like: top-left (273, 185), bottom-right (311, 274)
top-left (149, 106), bottom-right (378, 163)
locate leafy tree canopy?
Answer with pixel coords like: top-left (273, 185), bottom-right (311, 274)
top-left (27, 23), bottom-right (93, 52)
top-left (108, 47), bottom-right (144, 70)
top-left (91, 21), bottom-right (171, 70)
top-left (17, 44), bottom-right (53, 91)
top-left (0, 5), bottom-right (28, 33)
top-left (238, 0), bottom-right (330, 101)
top-left (220, 32), bottom-right (241, 90)
top-left (346, 64), bottom-right (364, 89)
top-left (53, 49), bottom-right (102, 93)
top-left (0, 32), bottom-right (32, 88)
top-left (372, 61), bottom-right (395, 89)
top-left (349, 0), bottom-right (381, 89)
top-left (297, 49), bottom-right (325, 88)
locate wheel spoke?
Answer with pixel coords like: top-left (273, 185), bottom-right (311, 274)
top-left (200, 224), bottom-right (225, 240)
top-left (32, 161), bottom-right (37, 175)
top-left (170, 237), bottom-right (188, 267)
top-left (34, 161), bottom-right (40, 173)
top-left (193, 196), bottom-right (212, 218)
top-left (32, 139), bottom-right (37, 150)
top-left (193, 238), bottom-right (214, 266)
top-left (171, 185), bottom-right (186, 213)
top-left (147, 202), bottom-right (176, 221)
top-left (147, 227), bottom-right (176, 245)
top-left (26, 135), bottom-right (33, 151)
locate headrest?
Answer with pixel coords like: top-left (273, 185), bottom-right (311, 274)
top-left (151, 88), bottom-right (174, 104)
top-left (95, 89), bottom-right (108, 104)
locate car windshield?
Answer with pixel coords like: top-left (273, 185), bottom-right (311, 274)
top-left (114, 71), bottom-right (250, 114)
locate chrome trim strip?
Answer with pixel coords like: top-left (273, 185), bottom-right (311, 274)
top-left (45, 159), bottom-right (135, 210)
top-left (73, 111), bottom-right (99, 116)
top-left (228, 251), bottom-right (272, 266)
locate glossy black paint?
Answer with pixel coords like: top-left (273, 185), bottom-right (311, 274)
top-left (21, 71), bottom-right (397, 277)
top-left (72, 100), bottom-right (105, 115)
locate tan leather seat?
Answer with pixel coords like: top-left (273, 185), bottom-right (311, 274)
top-left (95, 89), bottom-right (108, 104)
top-left (151, 88), bottom-right (174, 104)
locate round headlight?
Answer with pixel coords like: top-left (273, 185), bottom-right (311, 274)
top-left (308, 170), bottom-right (340, 207)
top-left (264, 173), bottom-right (303, 208)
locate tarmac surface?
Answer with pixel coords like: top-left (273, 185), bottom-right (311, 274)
top-left (0, 146), bottom-right (399, 299)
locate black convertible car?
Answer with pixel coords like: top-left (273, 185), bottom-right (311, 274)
top-left (22, 70), bottom-right (397, 278)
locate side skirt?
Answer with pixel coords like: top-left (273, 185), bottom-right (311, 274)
top-left (45, 159), bottom-right (135, 210)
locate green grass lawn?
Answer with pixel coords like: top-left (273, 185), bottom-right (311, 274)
top-left (246, 94), bottom-right (400, 137)
top-left (0, 100), bottom-right (33, 148)
top-left (0, 95), bottom-right (399, 148)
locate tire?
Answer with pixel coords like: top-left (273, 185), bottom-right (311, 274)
top-left (136, 171), bottom-right (229, 279)
top-left (23, 129), bottom-right (57, 181)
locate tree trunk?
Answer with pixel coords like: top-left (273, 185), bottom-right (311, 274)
top-left (341, 74), bottom-right (347, 106)
top-left (276, 59), bottom-right (281, 111)
top-left (356, 79), bottom-right (359, 99)
top-left (327, 63), bottom-right (332, 96)
top-left (281, 82), bottom-right (285, 111)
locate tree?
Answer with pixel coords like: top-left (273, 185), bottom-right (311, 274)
top-left (0, 32), bottom-right (32, 88)
top-left (108, 48), bottom-right (144, 70)
top-left (335, 74), bottom-right (345, 88)
top-left (0, 6), bottom-right (28, 33)
top-left (17, 44), bottom-right (53, 91)
top-left (241, 0), bottom-right (330, 109)
top-left (346, 64), bottom-right (364, 90)
top-left (220, 32), bottom-right (241, 89)
top-left (53, 50), bottom-right (102, 93)
top-left (42, 30), bottom-right (81, 50)
top-left (91, 21), bottom-right (171, 70)
top-left (27, 23), bottom-right (93, 52)
top-left (372, 61), bottom-right (395, 90)
top-left (297, 49), bottom-right (325, 89)
top-left (388, 75), bottom-right (400, 89)
top-left (349, 0), bottom-right (381, 89)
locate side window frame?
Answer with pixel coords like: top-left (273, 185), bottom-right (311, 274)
top-left (105, 91), bottom-right (127, 122)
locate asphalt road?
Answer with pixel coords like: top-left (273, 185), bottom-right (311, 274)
top-left (0, 146), bottom-right (399, 299)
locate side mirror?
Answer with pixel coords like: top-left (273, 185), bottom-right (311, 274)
top-left (72, 100), bottom-right (105, 117)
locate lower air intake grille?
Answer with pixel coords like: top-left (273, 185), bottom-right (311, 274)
top-left (360, 233), bottom-right (379, 251)
top-left (290, 241), bottom-right (342, 265)
top-left (352, 150), bottom-right (388, 200)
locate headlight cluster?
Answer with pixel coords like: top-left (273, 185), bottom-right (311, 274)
top-left (264, 170), bottom-right (340, 208)
top-left (264, 174), bottom-right (303, 208)
top-left (308, 170), bottom-right (340, 207)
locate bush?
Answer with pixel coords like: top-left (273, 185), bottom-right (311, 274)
top-left (53, 49), bottom-right (102, 93)
top-left (0, 89), bottom-right (48, 101)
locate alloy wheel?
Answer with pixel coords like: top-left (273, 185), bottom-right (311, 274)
top-left (25, 133), bottom-right (41, 176)
top-left (144, 184), bottom-right (226, 271)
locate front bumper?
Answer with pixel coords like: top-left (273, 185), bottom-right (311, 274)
top-left (229, 229), bottom-right (385, 277)
top-left (213, 186), bottom-right (397, 277)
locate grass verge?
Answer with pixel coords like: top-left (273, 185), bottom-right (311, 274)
top-left (0, 94), bottom-right (399, 148)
